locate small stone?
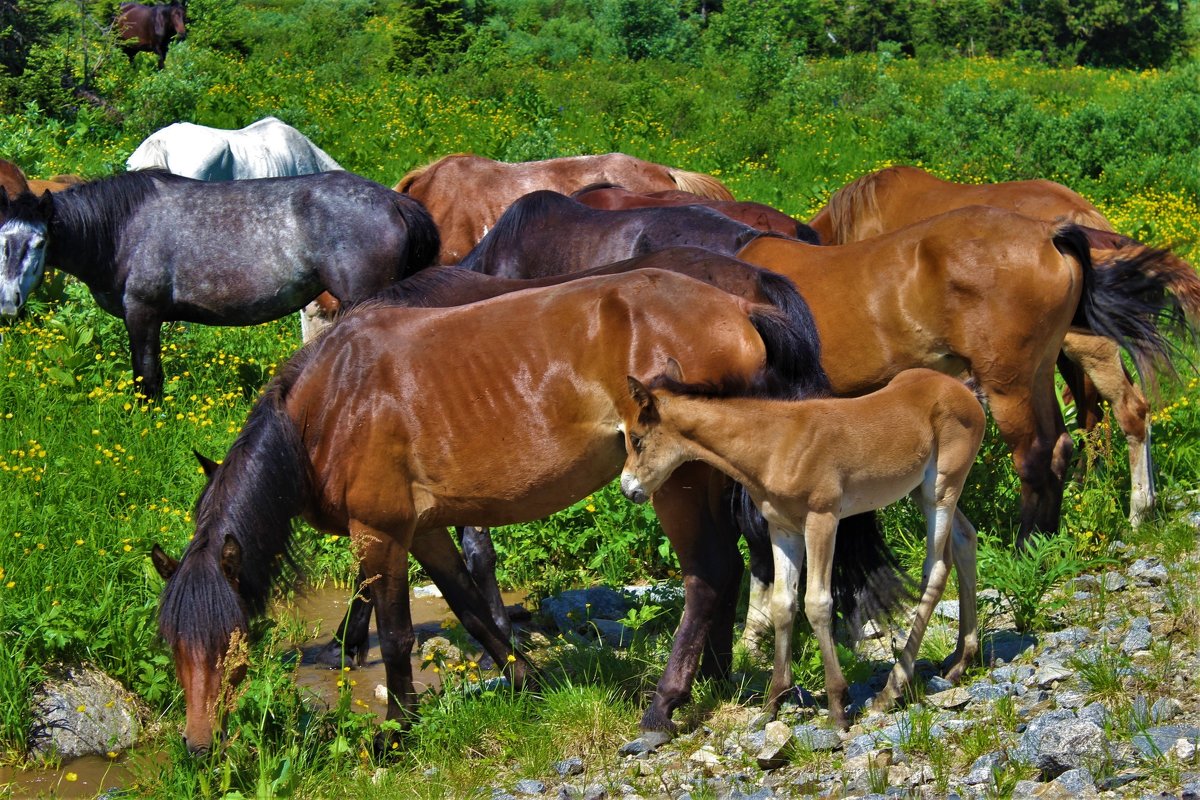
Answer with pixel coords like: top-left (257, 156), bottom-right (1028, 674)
top-left (928, 687), bottom-right (971, 710)
top-left (1129, 725), bottom-right (1200, 759)
top-left (1102, 571), bottom-right (1128, 592)
top-left (688, 747), bottom-right (721, 766)
top-left (965, 752), bottom-right (1005, 785)
top-left (1128, 558), bottom-right (1168, 585)
top-left (1033, 664), bottom-right (1074, 688)
top-left (791, 724), bottom-right (842, 752)
top-left (1051, 767), bottom-right (1097, 797)
top-left (756, 720), bottom-right (795, 770)
top-left (618, 730), bottom-right (672, 756)
top-left (554, 756), bottom-right (584, 777)
top-left (925, 675), bottom-right (955, 693)
top-left (1055, 690), bottom-right (1088, 709)
top-left (412, 583), bottom-right (443, 598)
top-left (1121, 628), bottom-right (1153, 654)
top-left (1174, 738), bottom-right (1198, 761)
top-left (587, 619), bottom-right (634, 646)
top-left (1151, 697), bottom-right (1184, 724)
top-left (515, 779), bottom-right (547, 795)
top-left (934, 600), bottom-right (960, 621)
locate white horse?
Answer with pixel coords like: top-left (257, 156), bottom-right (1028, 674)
top-left (127, 117), bottom-right (344, 341)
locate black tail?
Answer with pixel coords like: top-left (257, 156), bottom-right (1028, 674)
top-left (1055, 224), bottom-right (1194, 379)
top-left (392, 192), bottom-right (441, 277)
top-left (747, 270), bottom-right (833, 400)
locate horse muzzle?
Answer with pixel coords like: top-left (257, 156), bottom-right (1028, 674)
top-left (620, 473), bottom-right (650, 504)
top-left (0, 293), bottom-right (19, 317)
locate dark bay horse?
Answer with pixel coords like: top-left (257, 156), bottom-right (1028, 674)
top-left (0, 170), bottom-right (438, 397)
top-left (458, 190), bottom-right (765, 277)
top-left (737, 206), bottom-right (1197, 542)
top-left (808, 165), bottom-right (1191, 525)
top-left (571, 183), bottom-right (818, 242)
top-left (395, 153), bottom-right (734, 263)
top-left (116, 2), bottom-right (187, 70)
top-left (151, 268), bottom-right (852, 751)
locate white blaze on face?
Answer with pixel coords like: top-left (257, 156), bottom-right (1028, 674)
top-left (0, 218), bottom-right (48, 317)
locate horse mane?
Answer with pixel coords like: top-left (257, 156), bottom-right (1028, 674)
top-left (370, 266), bottom-right (485, 308)
top-left (394, 152), bottom-right (474, 193)
top-left (158, 356), bottom-right (315, 652)
top-left (51, 170), bottom-right (176, 264)
top-left (459, 190), bottom-right (580, 271)
top-left (822, 167), bottom-right (893, 245)
top-left (389, 193), bottom-right (441, 276)
top-left (667, 168), bottom-right (734, 201)
top-left (570, 182), bottom-right (625, 197)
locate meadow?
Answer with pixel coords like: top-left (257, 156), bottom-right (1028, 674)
top-left (2, 6), bottom-right (1200, 794)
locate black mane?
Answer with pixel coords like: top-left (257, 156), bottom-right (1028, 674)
top-left (51, 170), bottom-right (181, 267)
top-left (459, 190), bottom-right (581, 271)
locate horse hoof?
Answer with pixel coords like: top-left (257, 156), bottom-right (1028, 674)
top-left (316, 641), bottom-right (359, 669)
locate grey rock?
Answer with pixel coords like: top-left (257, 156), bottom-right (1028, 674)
top-left (1103, 571), bottom-right (1129, 592)
top-left (1013, 710), bottom-right (1107, 778)
top-left (964, 752), bottom-right (1005, 785)
top-left (791, 724), bottom-right (842, 752)
top-left (1053, 767), bottom-right (1097, 796)
top-left (928, 687), bottom-right (971, 710)
top-left (991, 665), bottom-right (1035, 684)
top-left (1033, 664), bottom-right (1075, 688)
top-left (1074, 574), bottom-right (1100, 591)
top-left (983, 631), bottom-right (1038, 664)
top-left (515, 779), bottom-right (547, 795)
top-left (1130, 725), bottom-right (1200, 759)
top-left (925, 675), bottom-right (955, 693)
top-left (1077, 701), bottom-right (1110, 728)
top-left (755, 720), bottom-right (794, 770)
top-left (967, 682), bottom-right (1015, 703)
top-left (493, 792), bottom-right (519, 800)
top-left (934, 600), bottom-right (960, 621)
top-left (1010, 779), bottom-right (1041, 799)
top-left (29, 665), bottom-right (150, 760)
top-left (1128, 558), bottom-right (1168, 585)
top-left (412, 582), bottom-right (443, 598)
top-left (586, 619), bottom-right (634, 646)
top-left (555, 756), bottom-right (585, 777)
top-left (541, 588), bottom-right (631, 634)
top-left (1151, 697), bottom-right (1184, 724)
top-left (1122, 627), bottom-right (1154, 654)
top-left (1056, 690), bottom-right (1088, 709)
top-left (618, 730), bottom-right (672, 756)
top-left (1046, 627), bottom-right (1091, 647)
top-left (1097, 770), bottom-right (1148, 791)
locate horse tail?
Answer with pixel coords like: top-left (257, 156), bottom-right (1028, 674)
top-left (669, 168), bottom-right (734, 201)
top-left (390, 193), bottom-right (441, 276)
top-left (1056, 223), bottom-right (1198, 382)
top-left (795, 221), bottom-right (822, 244)
top-left (747, 269), bottom-right (832, 399)
top-left (159, 358), bottom-right (315, 651)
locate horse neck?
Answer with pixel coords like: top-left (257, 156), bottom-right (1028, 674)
top-left (659, 394), bottom-right (801, 498)
top-left (45, 191), bottom-right (122, 289)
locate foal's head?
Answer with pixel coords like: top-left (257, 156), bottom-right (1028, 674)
top-left (0, 189), bottom-right (53, 316)
top-left (619, 374), bottom-right (690, 504)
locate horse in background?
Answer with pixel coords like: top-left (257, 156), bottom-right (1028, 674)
top-left (395, 153), bottom-right (735, 263)
top-left (151, 269), bottom-right (860, 752)
top-left (620, 367), bottom-right (984, 729)
top-left (0, 159), bottom-right (29, 197)
top-left (0, 170), bottom-right (438, 397)
top-left (808, 165), bottom-right (1190, 525)
top-left (27, 175), bottom-right (85, 193)
top-left (571, 183), bottom-right (818, 242)
top-left (458, 190), bottom-right (765, 278)
top-left (127, 116), bottom-right (347, 340)
top-left (116, 2), bottom-right (187, 70)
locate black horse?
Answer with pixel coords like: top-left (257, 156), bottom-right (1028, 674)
top-left (0, 171), bottom-right (439, 397)
top-left (116, 2), bottom-right (187, 70)
top-left (458, 190), bottom-right (768, 278)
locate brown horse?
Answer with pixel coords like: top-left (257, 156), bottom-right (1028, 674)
top-left (0, 159), bottom-right (28, 197)
top-left (738, 206), bottom-right (1197, 543)
top-left (26, 175), bottom-right (85, 194)
top-left (571, 183), bottom-right (818, 241)
top-left (116, 1), bottom-right (187, 70)
top-left (808, 165), bottom-right (1188, 525)
top-left (394, 153), bottom-right (734, 263)
top-left (620, 367), bottom-right (985, 729)
top-left (152, 269), bottom-right (854, 752)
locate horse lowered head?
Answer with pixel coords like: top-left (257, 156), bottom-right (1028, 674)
top-left (0, 190), bottom-right (53, 317)
top-left (167, 3), bottom-right (188, 40)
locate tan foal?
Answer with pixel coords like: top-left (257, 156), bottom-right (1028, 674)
top-left (619, 367), bottom-right (986, 729)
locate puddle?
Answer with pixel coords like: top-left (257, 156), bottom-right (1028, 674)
top-left (287, 584), bottom-right (530, 718)
top-left (0, 751), bottom-right (165, 799)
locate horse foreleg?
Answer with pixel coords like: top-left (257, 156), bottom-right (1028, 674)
top-left (640, 463), bottom-right (742, 735)
top-left (766, 523), bottom-right (804, 718)
top-left (1062, 333), bottom-right (1154, 525)
top-left (318, 565), bottom-right (373, 668)
top-left (457, 525), bottom-right (512, 641)
top-left (411, 527), bottom-right (530, 689)
top-left (353, 524), bottom-right (417, 741)
top-left (943, 509), bottom-right (979, 683)
top-left (123, 305), bottom-right (164, 399)
top-left (802, 511), bottom-right (849, 728)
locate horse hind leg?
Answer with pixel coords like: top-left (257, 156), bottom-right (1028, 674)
top-left (943, 509), bottom-right (979, 683)
top-left (457, 525), bottom-right (512, 641)
top-left (1062, 332), bottom-right (1154, 525)
top-left (737, 503), bottom-right (774, 654)
top-left (800, 511), bottom-right (851, 728)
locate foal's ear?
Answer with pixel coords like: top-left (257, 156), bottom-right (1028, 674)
top-left (627, 375), bottom-right (653, 410)
top-left (220, 537), bottom-right (242, 584)
top-left (193, 449), bottom-right (219, 478)
top-left (662, 357), bottom-right (684, 382)
top-left (150, 543), bottom-right (179, 581)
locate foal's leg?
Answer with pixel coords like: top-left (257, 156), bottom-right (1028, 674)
top-left (123, 303), bottom-right (164, 399)
top-left (410, 527), bottom-right (530, 689)
top-left (1063, 332), bottom-right (1154, 525)
top-left (766, 523), bottom-right (804, 717)
top-left (943, 509), bottom-right (979, 683)
top-left (801, 511), bottom-right (850, 729)
top-left (639, 463), bottom-right (743, 735)
top-left (875, 481), bottom-right (956, 711)
top-left (737, 503), bottom-right (773, 653)
top-left (458, 526), bottom-right (513, 641)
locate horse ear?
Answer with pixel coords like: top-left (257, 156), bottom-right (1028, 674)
top-left (220, 537), bottom-right (242, 584)
top-left (662, 357), bottom-right (684, 382)
top-left (193, 449), bottom-right (219, 478)
top-left (151, 543), bottom-right (179, 581)
top-left (37, 190), bottom-right (53, 218)
top-left (627, 376), bottom-right (660, 424)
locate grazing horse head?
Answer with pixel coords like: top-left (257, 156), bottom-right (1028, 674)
top-left (0, 190), bottom-right (53, 317)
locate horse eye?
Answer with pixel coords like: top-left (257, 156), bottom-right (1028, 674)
top-left (629, 433), bottom-right (643, 453)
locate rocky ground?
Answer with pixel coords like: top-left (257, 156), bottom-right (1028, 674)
top-left (480, 511), bottom-right (1200, 800)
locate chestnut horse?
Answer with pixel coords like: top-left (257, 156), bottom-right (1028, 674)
top-left (808, 165), bottom-right (1189, 525)
top-left (458, 190), bottom-right (765, 278)
top-left (620, 367), bottom-right (985, 729)
top-left (395, 153), bottom-right (734, 263)
top-left (571, 183), bottom-right (818, 241)
top-left (0, 159), bottom-right (28, 197)
top-left (151, 268), bottom-right (853, 752)
top-left (26, 174), bottom-right (85, 193)
top-left (116, 1), bottom-right (187, 70)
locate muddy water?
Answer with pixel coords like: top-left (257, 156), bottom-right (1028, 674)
top-left (0, 585), bottom-right (527, 798)
top-left (286, 584), bottom-right (529, 718)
